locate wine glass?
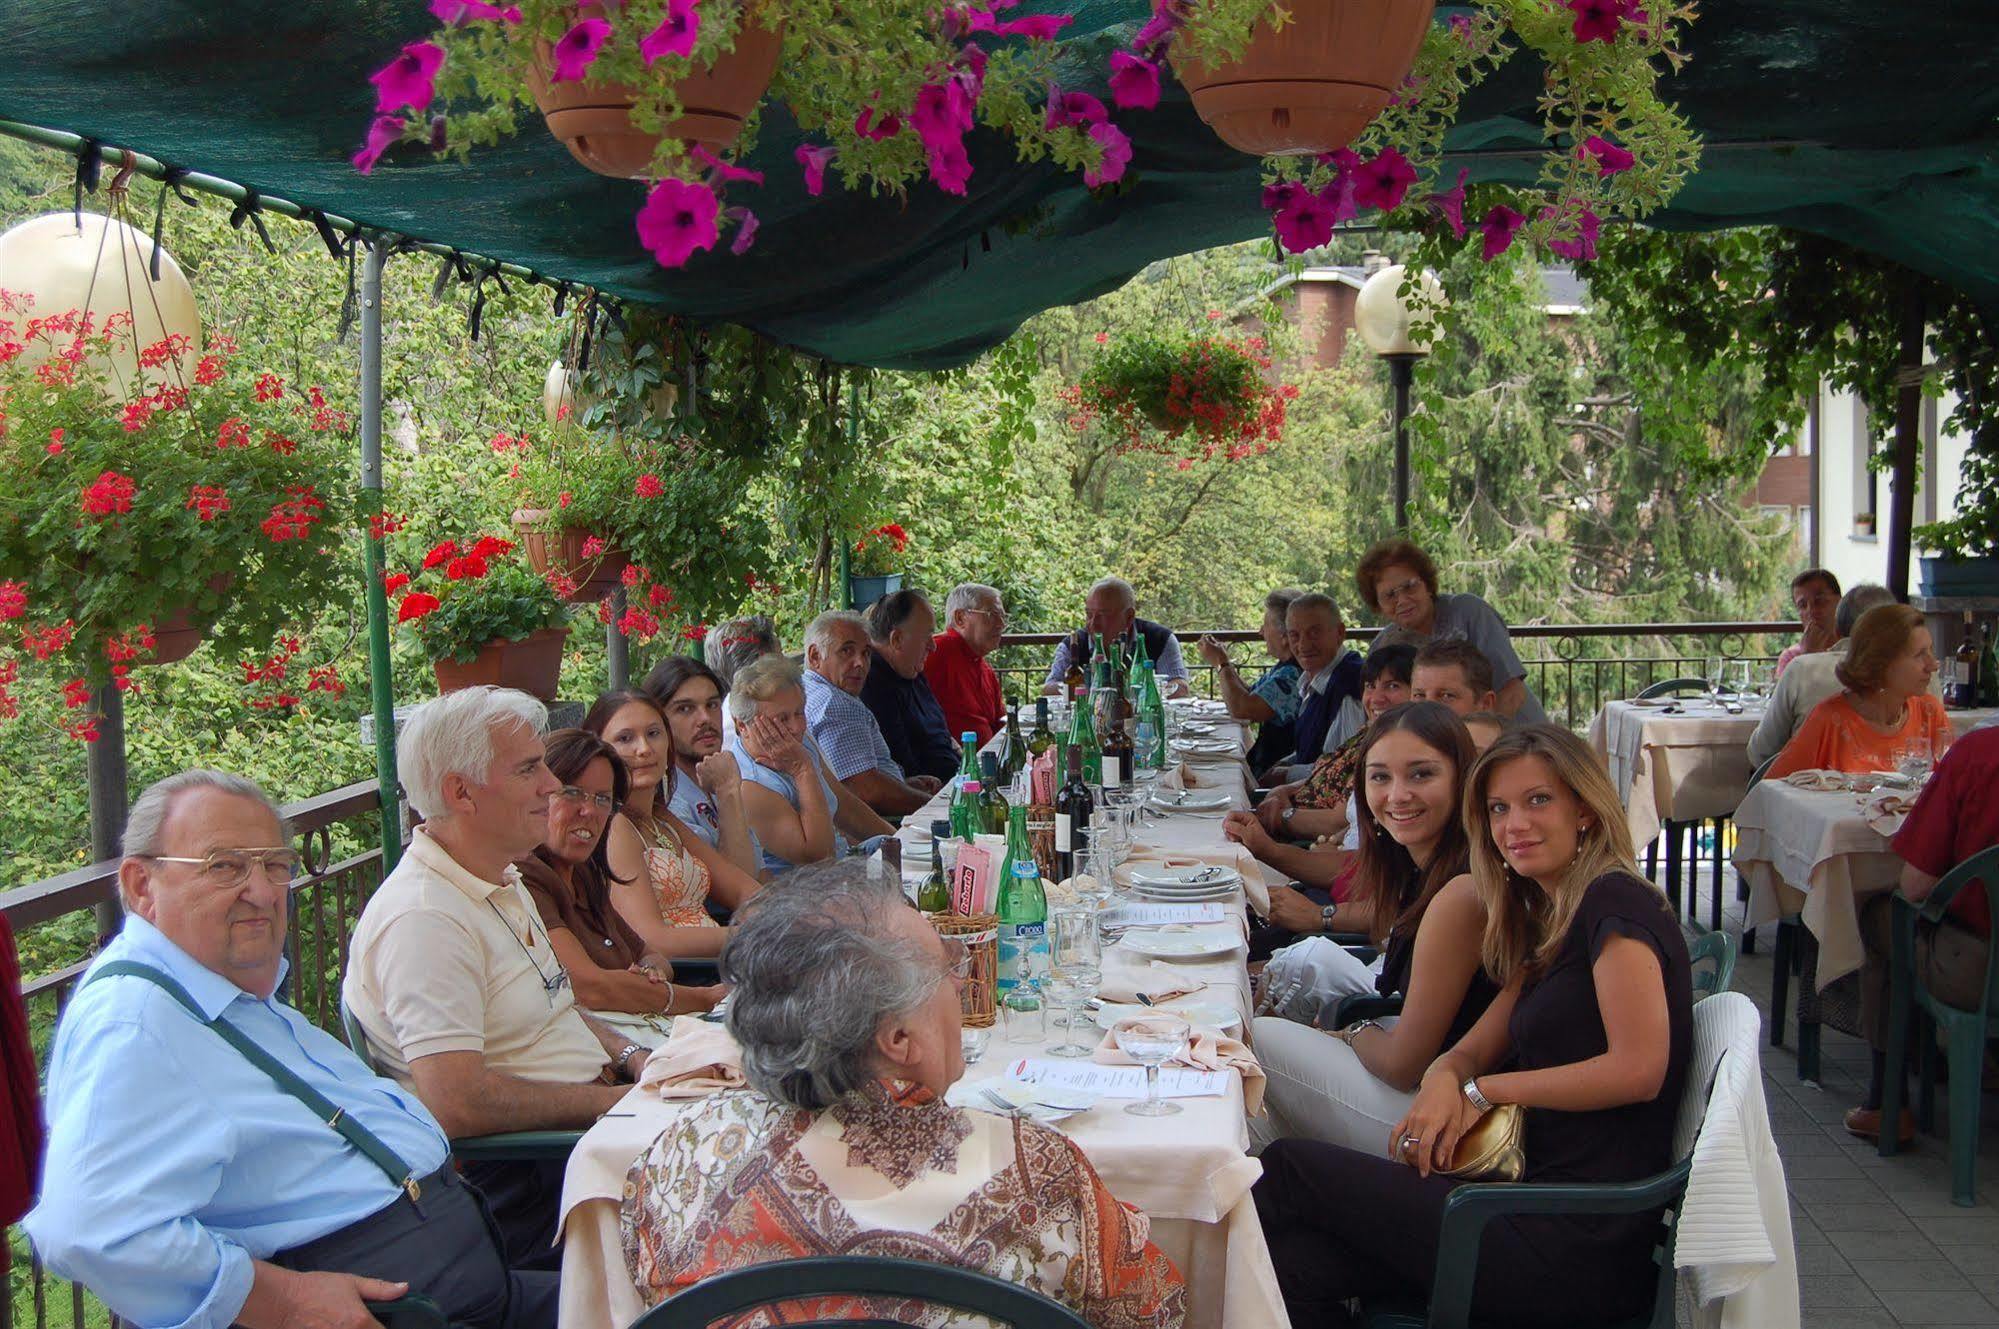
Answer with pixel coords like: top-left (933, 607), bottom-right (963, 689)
top-left (1044, 904), bottom-right (1103, 1057)
top-left (1703, 655), bottom-right (1726, 703)
top-left (1895, 739), bottom-right (1933, 784)
top-left (1112, 1014), bottom-right (1191, 1117)
top-left (1728, 658), bottom-right (1754, 700)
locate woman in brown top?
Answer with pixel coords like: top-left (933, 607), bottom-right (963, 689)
top-left (517, 729), bottom-right (725, 1047)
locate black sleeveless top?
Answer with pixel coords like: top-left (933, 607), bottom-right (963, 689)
top-left (1373, 876), bottom-right (1500, 1050)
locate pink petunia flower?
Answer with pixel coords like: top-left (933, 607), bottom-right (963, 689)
top-left (428, 0), bottom-right (521, 23)
top-left (551, 18), bottom-right (613, 81)
top-left (640, 0), bottom-right (701, 64)
top-left (1544, 203), bottom-right (1601, 261)
top-left (911, 83), bottom-right (973, 153)
top-left (1427, 168), bottom-right (1470, 239)
top-left (795, 143), bottom-right (837, 196)
top-left (1579, 135), bottom-right (1635, 176)
top-left (1562, 0), bottom-right (1625, 43)
top-left (370, 42), bottom-right (445, 116)
top-left (1478, 205), bottom-right (1525, 261)
top-left (928, 138), bottom-right (974, 195)
top-left (854, 104), bottom-right (903, 141)
top-left (727, 207), bottom-right (760, 255)
top-left (1044, 85), bottom-right (1108, 130)
top-left (992, 13), bottom-right (1071, 39)
top-left (352, 115), bottom-right (404, 175)
top-left (636, 178), bottom-right (721, 267)
top-left (1108, 51), bottom-right (1161, 110)
top-left (1083, 122), bottom-right (1131, 187)
top-left (1269, 185), bottom-right (1339, 253)
top-left (1353, 147), bottom-right (1417, 212)
top-left (691, 144), bottom-right (763, 185)
top-left (1133, 6), bottom-right (1180, 53)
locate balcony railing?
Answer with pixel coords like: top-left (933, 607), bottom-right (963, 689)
top-left (1, 616), bottom-right (1796, 1328)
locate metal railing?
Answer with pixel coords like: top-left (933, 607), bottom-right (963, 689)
top-left (989, 621), bottom-right (1796, 729)
top-left (3, 781), bottom-right (392, 1329)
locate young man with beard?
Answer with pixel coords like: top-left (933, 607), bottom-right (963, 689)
top-left (642, 655), bottom-right (763, 882)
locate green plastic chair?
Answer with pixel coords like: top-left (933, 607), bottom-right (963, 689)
top-left (339, 1000), bottom-right (584, 1164)
top-left (630, 1254), bottom-right (1093, 1328)
top-left (1690, 929), bottom-right (1737, 999)
top-left (1876, 845), bottom-right (1999, 1206)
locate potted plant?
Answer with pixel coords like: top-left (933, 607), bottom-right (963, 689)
top-left (0, 294), bottom-right (350, 734)
top-left (505, 417), bottom-right (641, 603)
top-left (388, 534), bottom-right (572, 700)
top-left (355, 0), bottom-right (1139, 266)
top-left (1854, 512), bottom-right (1877, 538)
top-left (848, 522), bottom-right (909, 607)
top-left (1064, 327), bottom-right (1299, 461)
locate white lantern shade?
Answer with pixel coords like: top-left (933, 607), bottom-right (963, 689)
top-left (0, 212), bottom-right (200, 395)
top-left (1354, 263), bottom-right (1445, 358)
top-left (543, 359), bottom-right (580, 425)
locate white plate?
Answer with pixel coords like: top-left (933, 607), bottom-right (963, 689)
top-left (1121, 926), bottom-right (1242, 959)
top-left (1175, 720), bottom-right (1218, 734)
top-left (1095, 1000), bottom-right (1241, 1034)
top-left (1130, 864), bottom-right (1240, 888)
top-left (1148, 789), bottom-right (1234, 813)
top-left (1132, 886), bottom-right (1239, 904)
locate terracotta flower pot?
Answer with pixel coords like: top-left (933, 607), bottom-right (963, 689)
top-left (432, 626), bottom-right (572, 702)
top-left (1171, 0), bottom-right (1438, 157)
top-left (523, 16), bottom-right (786, 179)
top-left (512, 509), bottom-right (631, 603)
top-left (146, 573), bottom-right (234, 665)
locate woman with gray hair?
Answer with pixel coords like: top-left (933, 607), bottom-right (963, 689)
top-left (618, 862), bottom-right (1188, 1327)
top-left (702, 615), bottom-right (781, 689)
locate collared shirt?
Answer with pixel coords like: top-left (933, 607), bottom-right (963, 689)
top-left (1286, 652), bottom-right (1365, 778)
top-left (26, 917), bottom-right (449, 1329)
top-left (926, 629), bottom-right (1005, 745)
top-left (343, 828), bottom-right (609, 1089)
top-left (1396, 592), bottom-right (1547, 725)
top-left (802, 668), bottom-right (906, 783)
top-left (1250, 659), bottom-right (1304, 724)
top-left (664, 766), bottom-right (720, 848)
top-left (859, 650), bottom-right (959, 783)
top-left (725, 728), bottom-right (850, 874)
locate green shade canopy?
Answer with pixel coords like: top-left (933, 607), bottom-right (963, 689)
top-left (3, 0), bottom-right (1997, 367)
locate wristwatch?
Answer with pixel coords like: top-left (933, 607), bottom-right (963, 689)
top-left (1319, 903), bottom-right (1339, 933)
top-left (613, 1042), bottom-right (644, 1076)
top-left (1337, 1019), bottom-right (1381, 1046)
top-left (1462, 1077), bottom-right (1494, 1111)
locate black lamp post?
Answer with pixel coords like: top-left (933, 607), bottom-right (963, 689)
top-left (1355, 263), bottom-right (1442, 533)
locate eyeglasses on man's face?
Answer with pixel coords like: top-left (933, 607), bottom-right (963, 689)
top-left (553, 786), bottom-right (618, 813)
top-left (965, 606), bottom-right (1009, 628)
top-left (146, 848), bottom-right (304, 889)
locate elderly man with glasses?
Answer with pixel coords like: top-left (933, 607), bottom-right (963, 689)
top-left (344, 687), bottom-right (653, 1271)
top-left (927, 582), bottom-right (1010, 746)
top-left (620, 859), bottom-right (1186, 1326)
top-left (25, 770), bottom-right (557, 1329)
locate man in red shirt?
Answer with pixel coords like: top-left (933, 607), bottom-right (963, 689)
top-left (926, 583), bottom-right (1007, 746)
top-left (1847, 722), bottom-right (1997, 1143)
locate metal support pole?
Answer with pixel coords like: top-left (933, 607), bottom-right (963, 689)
top-left (359, 242), bottom-right (402, 871)
top-left (606, 588), bottom-right (630, 689)
top-left (1387, 354), bottom-right (1418, 533)
top-left (86, 682), bottom-right (127, 943)
top-left (839, 376), bottom-right (860, 609)
top-left (1886, 287), bottom-right (1926, 602)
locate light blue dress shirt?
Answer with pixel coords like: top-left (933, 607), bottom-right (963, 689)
top-left (802, 669), bottom-right (905, 783)
top-left (24, 917), bottom-right (450, 1329)
top-left (665, 766), bottom-right (719, 847)
top-left (725, 728), bottom-right (849, 874)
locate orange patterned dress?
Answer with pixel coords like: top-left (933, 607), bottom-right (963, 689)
top-left (635, 816), bottom-right (722, 931)
top-left (621, 1079), bottom-right (1186, 1328)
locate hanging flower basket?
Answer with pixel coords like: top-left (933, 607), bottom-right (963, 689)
top-left (146, 574), bottom-right (236, 665)
top-left (1066, 328), bottom-right (1298, 461)
top-left (522, 13), bottom-right (786, 179)
top-left (432, 625), bottom-right (572, 701)
top-left (1171, 0), bottom-right (1437, 157)
top-left (511, 508), bottom-right (631, 603)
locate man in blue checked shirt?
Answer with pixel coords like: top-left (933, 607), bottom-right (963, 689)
top-left (24, 770), bottom-right (555, 1329)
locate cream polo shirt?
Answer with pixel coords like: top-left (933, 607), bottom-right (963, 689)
top-left (342, 827), bottom-right (609, 1089)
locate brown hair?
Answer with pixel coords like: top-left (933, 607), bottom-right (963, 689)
top-left (1790, 567), bottom-right (1841, 599)
top-left (539, 728), bottom-right (632, 883)
top-left (581, 689), bottom-right (675, 816)
top-left (1351, 702), bottom-right (1475, 948)
top-left (1463, 724), bottom-right (1646, 984)
top-left (1413, 638), bottom-right (1495, 697)
top-left (1835, 603), bottom-right (1925, 694)
top-left (1355, 538), bottom-right (1441, 615)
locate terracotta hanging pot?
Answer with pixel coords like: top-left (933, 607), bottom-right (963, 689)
top-left (1171, 0), bottom-right (1438, 157)
top-left (145, 574), bottom-right (234, 665)
top-left (512, 509), bottom-right (631, 603)
top-left (432, 626), bottom-right (571, 701)
top-left (523, 15), bottom-right (786, 179)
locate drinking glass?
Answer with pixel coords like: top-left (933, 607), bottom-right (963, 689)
top-left (1045, 904), bottom-right (1103, 1056)
top-left (1113, 1014), bottom-right (1191, 1117)
top-left (1895, 739), bottom-right (1933, 784)
top-left (960, 1025), bottom-right (992, 1066)
top-left (1728, 658), bottom-right (1754, 700)
top-left (1001, 946), bottom-right (1046, 1040)
top-left (1704, 655), bottom-right (1727, 701)
top-left (1089, 833), bottom-right (1127, 902)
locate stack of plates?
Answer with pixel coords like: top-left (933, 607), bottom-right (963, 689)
top-left (1148, 787), bottom-right (1233, 814)
top-left (1127, 864), bottom-right (1240, 902)
top-left (1170, 737), bottom-right (1237, 759)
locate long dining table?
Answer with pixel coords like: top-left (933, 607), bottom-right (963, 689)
top-left (554, 703), bottom-right (1294, 1329)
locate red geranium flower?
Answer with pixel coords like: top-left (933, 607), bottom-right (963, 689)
top-left (396, 591), bottom-right (442, 622)
top-left (635, 472), bottom-right (665, 499)
top-left (422, 540), bottom-right (459, 569)
top-left (383, 571), bottom-right (412, 596)
top-left (0, 581), bottom-right (24, 620)
top-left (81, 471), bottom-right (137, 518)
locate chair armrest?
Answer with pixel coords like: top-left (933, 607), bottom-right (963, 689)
top-left (1424, 1162), bottom-right (1691, 1329)
top-left (1318, 992), bottom-right (1405, 1032)
top-left (1912, 846), bottom-right (1999, 925)
top-left (449, 1128), bottom-right (585, 1162)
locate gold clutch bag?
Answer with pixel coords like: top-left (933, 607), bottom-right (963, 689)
top-left (1442, 1102), bottom-right (1525, 1182)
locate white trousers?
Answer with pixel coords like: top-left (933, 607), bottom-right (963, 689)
top-left (1247, 1014), bottom-right (1415, 1158)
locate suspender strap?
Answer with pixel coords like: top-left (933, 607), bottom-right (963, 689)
top-left (88, 960), bottom-right (427, 1205)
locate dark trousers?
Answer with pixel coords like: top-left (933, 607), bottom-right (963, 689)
top-left (1858, 893), bottom-right (1991, 1051)
top-left (461, 1159), bottom-right (568, 1271)
top-left (270, 1167), bottom-right (558, 1329)
top-left (1254, 1138), bottom-right (1650, 1328)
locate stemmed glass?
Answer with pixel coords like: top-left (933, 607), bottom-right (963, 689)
top-left (1895, 738), bottom-right (1934, 784)
top-left (1728, 658), bottom-right (1755, 701)
top-left (1113, 1014), bottom-right (1191, 1117)
top-left (1703, 655), bottom-right (1727, 703)
top-left (1044, 904), bottom-right (1103, 1057)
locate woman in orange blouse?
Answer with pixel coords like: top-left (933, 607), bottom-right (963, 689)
top-left (1768, 603), bottom-right (1950, 779)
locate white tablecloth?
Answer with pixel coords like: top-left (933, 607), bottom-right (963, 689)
top-left (1732, 781), bottom-right (1901, 988)
top-left (558, 710), bottom-right (1290, 1329)
top-left (1589, 700), bottom-right (1765, 847)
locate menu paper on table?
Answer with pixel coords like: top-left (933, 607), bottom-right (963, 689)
top-left (1101, 903), bottom-right (1228, 927)
top-left (1004, 1057), bottom-right (1233, 1099)
top-left (952, 843), bottom-right (994, 915)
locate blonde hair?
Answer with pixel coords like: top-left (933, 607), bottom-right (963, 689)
top-left (1463, 724), bottom-right (1643, 985)
top-left (1835, 603), bottom-right (1925, 694)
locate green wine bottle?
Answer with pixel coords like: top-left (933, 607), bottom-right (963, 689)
top-left (1065, 683), bottom-right (1101, 784)
top-left (978, 751), bottom-right (1011, 834)
top-left (916, 819), bottom-right (952, 913)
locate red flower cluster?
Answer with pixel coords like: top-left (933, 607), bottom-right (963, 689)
top-left (635, 472), bottom-right (665, 499)
top-left (194, 353), bottom-right (226, 385)
top-left (442, 534), bottom-right (516, 581)
top-left (306, 664), bottom-right (346, 698)
top-left (0, 581), bottom-right (24, 621)
top-left (869, 522), bottom-right (910, 553)
top-left (186, 485), bottom-right (231, 521)
top-left (254, 371), bottom-right (285, 401)
top-left (61, 677), bottom-right (90, 708)
top-left (81, 470), bottom-right (137, 518)
top-left (265, 430), bottom-right (299, 456)
top-left (370, 510), bottom-right (408, 540)
top-left (383, 571), bottom-right (412, 596)
top-left (261, 485), bottom-right (326, 542)
top-left (216, 417), bottom-right (253, 449)
top-left (396, 591), bottom-right (443, 622)
top-left (20, 620), bottom-right (74, 660)
top-left (489, 432), bottom-right (528, 453)
top-left (104, 627), bottom-right (157, 664)
top-left (136, 333), bottom-right (192, 370)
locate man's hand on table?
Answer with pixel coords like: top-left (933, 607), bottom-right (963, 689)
top-left (1260, 884), bottom-right (1323, 934)
top-left (1256, 784), bottom-right (1296, 832)
top-left (909, 774), bottom-right (944, 796)
top-left (1223, 810), bottom-right (1276, 856)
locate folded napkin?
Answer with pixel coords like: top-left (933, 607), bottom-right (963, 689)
top-left (636, 1017), bottom-right (746, 1099)
top-left (1099, 952), bottom-right (1206, 1004)
top-left (1862, 790), bottom-right (1916, 838)
top-left (1782, 769), bottom-right (1849, 791)
top-left (1092, 1026), bottom-right (1266, 1115)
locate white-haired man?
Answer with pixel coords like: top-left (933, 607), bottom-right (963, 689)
top-left (1040, 577), bottom-right (1192, 699)
top-left (344, 687), bottom-right (650, 1266)
top-left (802, 610), bottom-right (943, 816)
top-left (928, 582), bottom-right (1009, 745)
top-left (27, 770), bottom-right (556, 1329)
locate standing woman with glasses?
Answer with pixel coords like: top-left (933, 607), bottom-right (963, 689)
top-left (515, 730), bottom-right (727, 1046)
top-left (583, 691), bottom-right (762, 962)
top-left (1355, 539), bottom-right (1545, 724)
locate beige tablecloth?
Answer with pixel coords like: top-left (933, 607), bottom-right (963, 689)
top-left (1589, 700), bottom-right (1764, 848)
top-left (560, 713), bottom-right (1290, 1329)
top-left (1732, 780), bottom-right (1901, 988)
